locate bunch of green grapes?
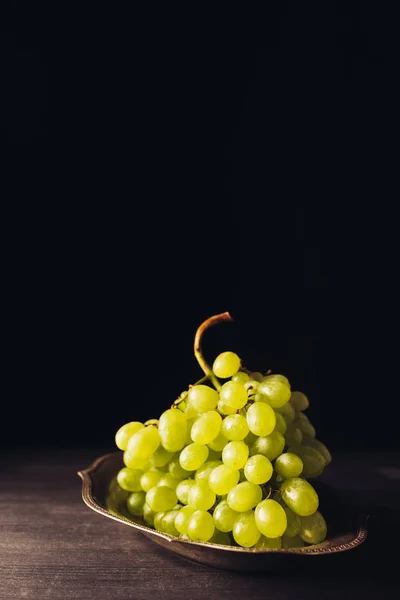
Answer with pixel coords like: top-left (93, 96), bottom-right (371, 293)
top-left (108, 350), bottom-right (331, 549)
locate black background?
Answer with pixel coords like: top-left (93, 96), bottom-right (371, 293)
top-left (2, 3), bottom-right (399, 453)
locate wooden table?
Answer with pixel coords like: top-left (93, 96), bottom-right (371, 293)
top-left (1, 448), bottom-right (399, 599)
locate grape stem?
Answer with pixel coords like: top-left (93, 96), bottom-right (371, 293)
top-left (193, 311), bottom-right (233, 391)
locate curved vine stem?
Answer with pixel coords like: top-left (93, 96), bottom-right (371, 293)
top-left (194, 311), bottom-right (233, 391)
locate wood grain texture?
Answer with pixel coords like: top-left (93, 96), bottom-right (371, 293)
top-left (1, 449), bottom-right (399, 600)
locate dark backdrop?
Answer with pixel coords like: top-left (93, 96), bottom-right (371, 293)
top-left (2, 4), bottom-right (399, 453)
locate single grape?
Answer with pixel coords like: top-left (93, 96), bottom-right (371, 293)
top-left (126, 491), bottom-right (146, 516)
top-left (146, 486), bottom-right (177, 512)
top-left (249, 372), bottom-right (263, 382)
top-left (227, 482), bottom-right (262, 512)
top-left (275, 453), bottom-right (304, 478)
top-left (244, 430), bottom-right (258, 447)
top-left (282, 535), bottom-right (305, 548)
top-left (299, 511), bottom-right (327, 544)
top-left (123, 451), bottom-right (150, 471)
top-left (127, 426), bottom-right (161, 460)
top-left (176, 479), bottom-right (196, 505)
top-left (222, 441), bottom-right (249, 470)
top-left (273, 412), bottom-right (288, 435)
top-left (232, 371), bottom-right (250, 384)
top-left (232, 511), bottom-right (261, 547)
top-left (255, 499), bottom-right (287, 538)
top-left (305, 439), bottom-right (332, 465)
top-left (290, 391), bottom-right (309, 411)
top-left (191, 411), bottom-right (222, 445)
top-left (115, 421), bottom-right (144, 451)
top-left (287, 445), bottom-right (326, 478)
top-left (184, 401), bottom-right (198, 420)
top-left (205, 448), bottom-right (222, 462)
top-left (212, 499), bottom-right (238, 532)
top-left (117, 467), bottom-right (144, 492)
top-left (258, 375), bottom-right (291, 408)
top-left (244, 455), bottom-right (273, 484)
top-left (217, 400), bottom-right (237, 416)
top-left (153, 511), bottom-right (165, 531)
top-left (283, 506), bottom-right (301, 537)
top-left (158, 409), bottom-right (187, 452)
top-left (280, 477), bottom-right (319, 516)
top-left (187, 481), bottom-right (216, 511)
top-left (220, 381), bottom-right (248, 410)
top-left (250, 431), bottom-right (285, 461)
top-left (179, 443), bottom-right (209, 471)
top-left (221, 414), bottom-right (249, 441)
top-left (275, 400), bottom-right (296, 425)
top-left (195, 460), bottom-right (222, 483)
top-left (174, 506), bottom-right (196, 534)
top-left (140, 470), bottom-right (162, 492)
top-left (188, 385), bottom-right (219, 413)
top-left (158, 473), bottom-right (179, 490)
top-left (142, 502), bottom-right (156, 527)
top-left (294, 418), bottom-right (316, 439)
top-left (159, 510), bottom-right (180, 536)
top-left (284, 423), bottom-right (303, 446)
top-left (184, 417), bottom-right (196, 444)
top-left (208, 465), bottom-right (240, 495)
top-left (212, 351), bottom-right (241, 379)
top-left (168, 459), bottom-right (192, 480)
top-left (209, 530), bottom-right (232, 546)
top-left (149, 446), bottom-right (174, 468)
top-left (253, 535), bottom-right (282, 549)
top-left (187, 510), bottom-right (215, 542)
top-left (246, 402), bottom-right (276, 437)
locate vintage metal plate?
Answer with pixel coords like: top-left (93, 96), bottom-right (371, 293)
top-left (78, 452), bottom-right (368, 572)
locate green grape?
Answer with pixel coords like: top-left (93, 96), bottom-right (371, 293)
top-left (232, 511), bottom-right (261, 547)
top-left (246, 402), bottom-right (276, 437)
top-left (146, 486), bottom-right (177, 512)
top-left (179, 443), bottom-right (209, 471)
top-left (255, 499), bottom-right (287, 538)
top-left (290, 391), bottom-right (309, 411)
top-left (127, 426), bottom-right (161, 460)
top-left (219, 381), bottom-right (248, 410)
top-left (159, 510), bottom-right (180, 536)
top-left (273, 412), bottom-right (288, 435)
top-left (275, 400), bottom-right (296, 425)
top-left (188, 385), bottom-right (219, 413)
top-left (191, 411), bottom-right (222, 445)
top-left (217, 400), bottom-right (237, 416)
top-left (244, 380), bottom-right (260, 396)
top-left (195, 460), bottom-right (222, 483)
top-left (275, 453), bottom-right (304, 478)
top-left (244, 455), bottom-right (273, 485)
top-left (212, 499), bottom-right (238, 532)
top-left (176, 479), bottom-right (196, 505)
top-left (117, 467), bottom-right (144, 492)
top-left (153, 511), bottom-right (165, 531)
top-left (184, 401), bottom-right (198, 420)
top-left (222, 441), bottom-right (249, 470)
top-left (284, 423), bottom-right (303, 446)
top-left (227, 482), bottom-right (262, 512)
top-left (184, 418), bottom-right (196, 444)
top-left (249, 372), bottom-right (263, 382)
top-left (299, 511), bottom-right (327, 544)
top-left (244, 430), bottom-right (258, 447)
top-left (258, 375), bottom-right (291, 409)
top-left (264, 374), bottom-right (290, 386)
top-left (187, 510), bottom-right (215, 542)
top-left (205, 448), bottom-right (222, 462)
top-left (158, 409), bottom-right (187, 452)
top-left (283, 506), bottom-right (301, 537)
top-left (212, 351), bottom-right (241, 378)
top-left (250, 431), bottom-right (285, 461)
top-left (221, 414), bottom-right (249, 441)
top-left (126, 491), bottom-right (146, 516)
top-left (232, 371), bottom-right (250, 384)
top-left (253, 535), bottom-right (282, 549)
top-left (140, 470), bottom-right (162, 492)
top-left (142, 502), bottom-right (156, 527)
top-left (209, 530), bottom-right (232, 546)
top-left (149, 446), bottom-right (174, 468)
top-left (187, 480), bottom-right (216, 511)
top-left (115, 421), bottom-right (144, 451)
top-left (168, 459), bottom-right (192, 480)
top-left (282, 535), bottom-right (305, 548)
top-left (158, 473), bottom-right (180, 490)
top-left (280, 477), bottom-right (319, 516)
top-left (208, 465), bottom-right (240, 495)
top-left (287, 445), bottom-right (326, 478)
top-left (294, 418), bottom-right (316, 439)
top-left (305, 439), bottom-right (332, 465)
top-left (174, 506), bottom-right (196, 534)
top-left (123, 451), bottom-right (150, 471)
